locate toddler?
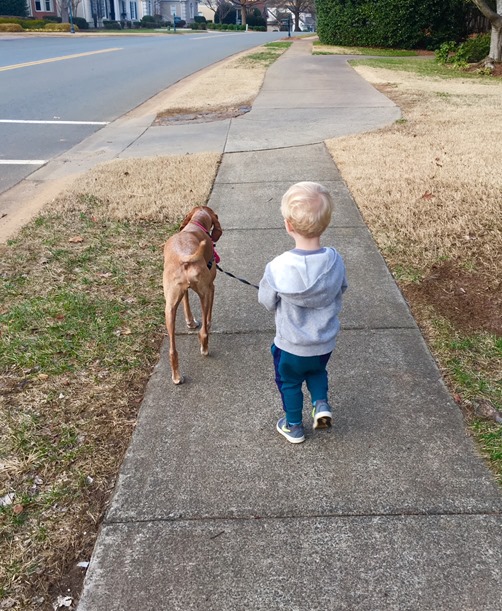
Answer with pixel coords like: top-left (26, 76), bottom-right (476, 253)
top-left (258, 182), bottom-right (348, 443)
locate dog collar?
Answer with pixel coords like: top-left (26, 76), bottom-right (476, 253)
top-left (189, 220), bottom-right (220, 266)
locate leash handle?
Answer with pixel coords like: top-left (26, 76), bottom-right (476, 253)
top-left (216, 264), bottom-right (259, 290)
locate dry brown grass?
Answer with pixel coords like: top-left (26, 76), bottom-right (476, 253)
top-left (326, 63), bottom-right (501, 483)
top-left (326, 67), bottom-right (502, 276)
top-left (156, 46), bottom-right (281, 118)
top-left (54, 153), bottom-right (221, 222)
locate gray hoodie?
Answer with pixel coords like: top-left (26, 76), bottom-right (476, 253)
top-left (258, 247), bottom-right (348, 357)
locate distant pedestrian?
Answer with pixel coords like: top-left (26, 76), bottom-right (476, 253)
top-left (258, 182), bottom-right (348, 443)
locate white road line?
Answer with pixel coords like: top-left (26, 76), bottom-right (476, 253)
top-left (0, 48), bottom-right (122, 72)
top-left (0, 160), bottom-right (46, 165)
top-left (0, 119), bottom-right (109, 125)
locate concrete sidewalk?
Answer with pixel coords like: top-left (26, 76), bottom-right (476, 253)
top-left (77, 41), bottom-right (502, 610)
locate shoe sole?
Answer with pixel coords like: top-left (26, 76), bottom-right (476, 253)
top-left (276, 423), bottom-right (305, 443)
top-left (313, 412), bottom-right (332, 430)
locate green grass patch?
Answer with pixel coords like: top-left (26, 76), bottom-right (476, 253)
top-left (264, 41), bottom-right (293, 49)
top-left (237, 42), bottom-right (292, 68)
top-left (426, 317), bottom-right (501, 482)
top-left (0, 197), bottom-right (172, 604)
top-left (350, 56), bottom-right (494, 79)
top-left (392, 265), bottom-right (422, 283)
top-left (313, 42), bottom-right (417, 57)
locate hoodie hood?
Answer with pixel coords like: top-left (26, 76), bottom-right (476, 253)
top-left (264, 248), bottom-right (346, 308)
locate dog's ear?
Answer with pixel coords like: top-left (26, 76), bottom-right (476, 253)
top-left (179, 208), bottom-right (196, 231)
top-left (209, 210), bottom-right (222, 243)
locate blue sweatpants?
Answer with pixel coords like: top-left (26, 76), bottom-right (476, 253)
top-left (271, 344), bottom-right (332, 425)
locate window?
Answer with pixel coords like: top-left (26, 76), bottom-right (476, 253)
top-left (44, 0), bottom-right (52, 10)
top-left (35, 0), bottom-right (41, 9)
top-left (130, 1), bottom-right (137, 19)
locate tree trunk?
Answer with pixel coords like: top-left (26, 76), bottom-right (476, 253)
top-left (294, 8), bottom-right (300, 31)
top-left (241, 7), bottom-right (246, 26)
top-left (490, 23), bottom-right (502, 61)
top-left (61, 0), bottom-right (69, 23)
top-left (471, 0), bottom-right (502, 61)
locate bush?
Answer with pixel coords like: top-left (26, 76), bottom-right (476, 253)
top-left (435, 34), bottom-right (490, 67)
top-left (246, 13), bottom-right (266, 28)
top-left (459, 33), bottom-right (491, 62)
top-left (43, 16), bottom-right (62, 23)
top-left (23, 19), bottom-right (46, 29)
top-left (0, 22), bottom-right (23, 31)
top-left (194, 15), bottom-right (206, 23)
top-left (435, 40), bottom-right (458, 64)
top-left (1, 0), bottom-right (27, 17)
top-left (71, 16), bottom-right (88, 29)
top-left (317, 0), bottom-right (469, 50)
top-left (44, 22), bottom-right (79, 31)
top-left (103, 19), bottom-right (121, 29)
top-left (140, 15), bottom-right (155, 26)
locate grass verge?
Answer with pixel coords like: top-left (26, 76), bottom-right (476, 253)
top-left (351, 56), bottom-right (496, 78)
top-left (0, 153), bottom-right (220, 609)
top-left (156, 41), bottom-right (292, 119)
top-left (313, 42), bottom-right (418, 56)
top-left (325, 58), bottom-right (502, 483)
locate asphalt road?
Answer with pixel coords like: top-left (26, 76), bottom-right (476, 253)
top-left (0, 30), bottom-right (283, 194)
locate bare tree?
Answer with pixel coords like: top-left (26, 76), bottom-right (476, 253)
top-left (201, 0), bottom-right (235, 23)
top-left (471, 0), bottom-right (502, 61)
top-left (55, 0), bottom-right (82, 23)
top-left (228, 0), bottom-right (262, 26)
top-left (267, 0), bottom-right (315, 31)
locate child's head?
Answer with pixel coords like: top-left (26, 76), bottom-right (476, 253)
top-left (281, 182), bottom-right (334, 238)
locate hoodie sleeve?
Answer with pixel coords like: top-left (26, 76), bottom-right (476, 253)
top-left (258, 266), bottom-right (279, 312)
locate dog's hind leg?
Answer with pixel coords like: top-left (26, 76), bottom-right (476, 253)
top-left (182, 291), bottom-right (200, 330)
top-left (165, 301), bottom-right (184, 385)
top-left (197, 287), bottom-right (213, 357)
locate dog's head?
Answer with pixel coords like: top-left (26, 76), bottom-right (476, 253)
top-left (180, 206), bottom-right (223, 242)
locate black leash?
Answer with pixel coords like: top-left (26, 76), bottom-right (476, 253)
top-left (216, 264), bottom-right (259, 290)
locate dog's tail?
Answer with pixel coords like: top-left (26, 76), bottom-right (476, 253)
top-left (181, 240), bottom-right (207, 266)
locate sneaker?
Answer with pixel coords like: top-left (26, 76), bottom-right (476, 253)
top-left (276, 417), bottom-right (305, 444)
top-left (312, 400), bottom-right (332, 429)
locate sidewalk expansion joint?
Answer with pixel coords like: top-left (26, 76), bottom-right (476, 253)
top-left (104, 508), bottom-right (502, 527)
top-left (223, 142), bottom-right (326, 154)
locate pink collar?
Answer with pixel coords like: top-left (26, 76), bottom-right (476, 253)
top-left (189, 220), bottom-right (220, 264)
top-left (190, 220), bottom-right (210, 234)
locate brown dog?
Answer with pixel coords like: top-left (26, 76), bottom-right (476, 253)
top-left (163, 206), bottom-right (223, 384)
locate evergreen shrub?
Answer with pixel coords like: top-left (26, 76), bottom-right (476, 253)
top-left (316, 0), bottom-right (469, 50)
top-left (23, 19), bottom-right (46, 29)
top-left (0, 0), bottom-right (28, 17)
top-left (72, 16), bottom-right (88, 29)
top-left (103, 19), bottom-right (121, 29)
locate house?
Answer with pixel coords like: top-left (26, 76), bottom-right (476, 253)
top-left (267, 6), bottom-right (315, 31)
top-left (26, 0), bottom-right (58, 20)
top-left (26, 0), bottom-right (198, 28)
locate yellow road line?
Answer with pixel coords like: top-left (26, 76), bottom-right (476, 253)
top-left (0, 47), bottom-right (122, 72)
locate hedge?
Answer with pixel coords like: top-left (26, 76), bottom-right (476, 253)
top-left (316, 0), bottom-right (470, 50)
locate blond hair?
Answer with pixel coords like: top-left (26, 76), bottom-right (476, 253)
top-left (281, 182), bottom-right (334, 238)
